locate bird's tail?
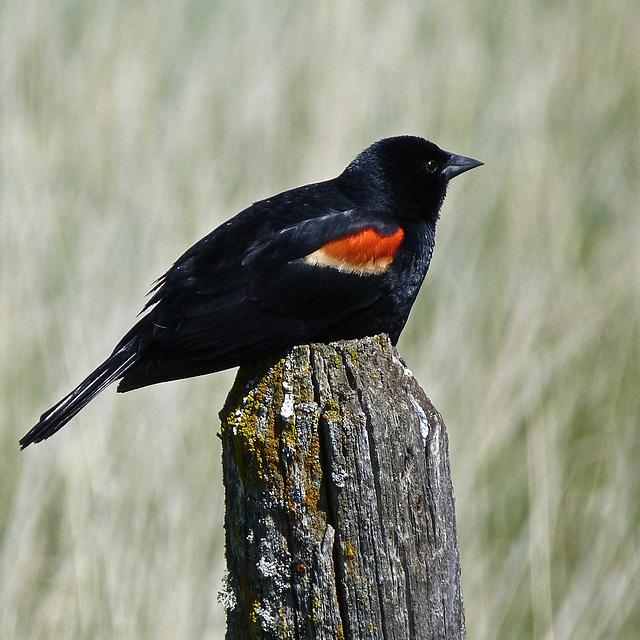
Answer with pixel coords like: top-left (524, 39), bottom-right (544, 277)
top-left (20, 342), bottom-right (139, 449)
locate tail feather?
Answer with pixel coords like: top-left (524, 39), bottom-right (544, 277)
top-left (20, 345), bottom-right (138, 449)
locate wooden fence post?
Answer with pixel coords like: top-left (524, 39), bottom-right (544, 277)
top-left (219, 335), bottom-right (465, 639)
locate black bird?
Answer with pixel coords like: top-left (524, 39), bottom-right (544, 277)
top-left (20, 136), bottom-right (482, 448)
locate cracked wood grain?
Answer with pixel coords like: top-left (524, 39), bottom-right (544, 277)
top-left (219, 335), bottom-right (465, 639)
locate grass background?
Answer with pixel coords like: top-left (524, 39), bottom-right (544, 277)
top-left (2, 1), bottom-right (639, 638)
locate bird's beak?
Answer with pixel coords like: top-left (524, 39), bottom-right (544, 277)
top-left (443, 153), bottom-right (483, 180)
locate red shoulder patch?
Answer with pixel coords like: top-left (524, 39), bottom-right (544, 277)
top-left (302, 228), bottom-right (405, 275)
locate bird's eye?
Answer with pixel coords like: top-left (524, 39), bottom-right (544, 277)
top-left (425, 160), bottom-right (439, 173)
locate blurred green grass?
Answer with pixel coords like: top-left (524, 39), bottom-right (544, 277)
top-left (2, 1), bottom-right (639, 638)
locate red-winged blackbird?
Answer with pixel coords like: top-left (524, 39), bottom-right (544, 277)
top-left (20, 136), bottom-right (481, 448)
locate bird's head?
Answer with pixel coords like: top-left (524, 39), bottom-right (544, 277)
top-left (340, 136), bottom-right (483, 222)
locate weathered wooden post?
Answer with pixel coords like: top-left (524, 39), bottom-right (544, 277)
top-left (219, 335), bottom-right (465, 639)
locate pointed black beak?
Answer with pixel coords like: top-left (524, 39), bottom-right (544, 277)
top-left (442, 153), bottom-right (483, 181)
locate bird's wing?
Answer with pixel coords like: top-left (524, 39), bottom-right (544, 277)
top-left (117, 209), bottom-right (404, 390)
top-left (242, 211), bottom-right (404, 320)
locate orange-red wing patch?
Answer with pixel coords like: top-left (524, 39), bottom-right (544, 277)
top-left (302, 228), bottom-right (405, 275)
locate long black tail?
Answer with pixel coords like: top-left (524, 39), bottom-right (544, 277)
top-left (20, 343), bottom-right (139, 449)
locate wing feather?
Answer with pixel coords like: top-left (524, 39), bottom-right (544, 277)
top-left (119, 208), bottom-right (402, 390)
